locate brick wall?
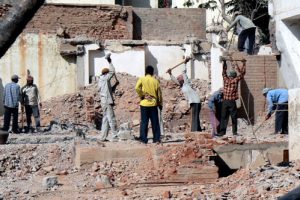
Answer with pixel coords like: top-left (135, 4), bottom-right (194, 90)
top-left (133, 8), bottom-right (206, 41)
top-left (240, 55), bottom-right (278, 124)
top-left (24, 4), bottom-right (133, 40)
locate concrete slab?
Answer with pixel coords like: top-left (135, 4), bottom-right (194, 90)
top-left (74, 143), bottom-right (151, 167)
top-left (214, 142), bottom-right (288, 169)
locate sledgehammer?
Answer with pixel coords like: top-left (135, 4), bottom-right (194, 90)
top-left (166, 57), bottom-right (191, 73)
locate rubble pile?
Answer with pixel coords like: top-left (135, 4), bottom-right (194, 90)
top-left (42, 73), bottom-right (209, 133)
top-left (0, 143), bottom-right (73, 177)
top-left (205, 161), bottom-right (300, 199)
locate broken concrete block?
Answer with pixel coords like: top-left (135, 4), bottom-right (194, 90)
top-left (95, 175), bottom-right (112, 189)
top-left (163, 190), bottom-right (172, 198)
top-left (42, 176), bottom-right (58, 189)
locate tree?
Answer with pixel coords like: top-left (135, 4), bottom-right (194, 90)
top-left (199, 0), bottom-right (269, 43)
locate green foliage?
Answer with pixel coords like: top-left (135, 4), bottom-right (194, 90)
top-left (198, 0), bottom-right (218, 10)
top-left (224, 0), bottom-right (268, 19)
top-left (183, 0), bottom-right (194, 7)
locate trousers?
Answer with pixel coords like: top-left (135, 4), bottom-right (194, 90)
top-left (190, 103), bottom-right (202, 132)
top-left (140, 106), bottom-right (161, 144)
top-left (220, 100), bottom-right (238, 135)
top-left (25, 105), bottom-right (41, 128)
top-left (101, 103), bottom-right (117, 140)
top-left (275, 103), bottom-right (288, 134)
top-left (3, 106), bottom-right (19, 132)
top-left (238, 27), bottom-right (256, 55)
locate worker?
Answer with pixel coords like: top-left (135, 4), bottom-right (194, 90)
top-left (226, 11), bottom-right (256, 55)
top-left (21, 75), bottom-right (42, 133)
top-left (218, 59), bottom-right (246, 136)
top-left (208, 88), bottom-right (223, 136)
top-left (2, 74), bottom-right (21, 133)
top-left (167, 57), bottom-right (202, 132)
top-left (98, 53), bottom-right (119, 142)
top-left (263, 88), bottom-right (288, 134)
top-left (135, 65), bottom-right (163, 144)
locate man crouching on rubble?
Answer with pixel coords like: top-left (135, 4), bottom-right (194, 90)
top-left (167, 57), bottom-right (202, 132)
top-left (218, 59), bottom-right (246, 136)
top-left (21, 76), bottom-right (42, 133)
top-left (135, 65), bottom-right (163, 144)
top-left (98, 53), bottom-right (119, 142)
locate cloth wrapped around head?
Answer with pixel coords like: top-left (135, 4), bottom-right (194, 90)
top-left (101, 68), bottom-right (109, 75)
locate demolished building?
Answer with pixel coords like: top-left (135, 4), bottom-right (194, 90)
top-left (0, 0), bottom-right (299, 199)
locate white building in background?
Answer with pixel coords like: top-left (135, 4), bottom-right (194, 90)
top-left (45, 0), bottom-right (159, 8)
top-left (269, 0), bottom-right (300, 162)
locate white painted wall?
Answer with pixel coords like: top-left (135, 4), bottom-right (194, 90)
top-left (289, 88), bottom-right (300, 161)
top-left (85, 44), bottom-right (209, 85)
top-left (0, 33), bottom-right (77, 111)
top-left (146, 45), bottom-right (208, 80)
top-left (272, 0), bottom-right (300, 18)
top-left (87, 48), bottom-right (145, 81)
top-left (270, 0), bottom-right (300, 88)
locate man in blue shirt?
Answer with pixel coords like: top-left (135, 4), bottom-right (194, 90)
top-left (263, 88), bottom-right (288, 134)
top-left (208, 88), bottom-right (223, 136)
top-left (2, 75), bottom-right (21, 133)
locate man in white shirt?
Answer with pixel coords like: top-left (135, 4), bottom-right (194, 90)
top-left (21, 76), bottom-right (42, 133)
top-left (167, 58), bottom-right (202, 132)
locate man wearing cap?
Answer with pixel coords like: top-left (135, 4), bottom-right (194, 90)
top-left (21, 76), bottom-right (42, 133)
top-left (263, 88), bottom-right (288, 134)
top-left (2, 74), bottom-right (21, 133)
top-left (226, 11), bottom-right (256, 55)
top-left (135, 65), bottom-right (163, 144)
top-left (218, 59), bottom-right (246, 136)
top-left (167, 57), bottom-right (202, 132)
top-left (98, 53), bottom-right (119, 142)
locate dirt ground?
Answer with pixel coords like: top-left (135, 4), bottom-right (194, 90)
top-left (0, 73), bottom-right (293, 200)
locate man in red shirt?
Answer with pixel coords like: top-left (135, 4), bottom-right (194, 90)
top-left (217, 59), bottom-right (246, 136)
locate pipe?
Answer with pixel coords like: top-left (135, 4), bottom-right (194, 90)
top-left (0, 0), bottom-right (45, 58)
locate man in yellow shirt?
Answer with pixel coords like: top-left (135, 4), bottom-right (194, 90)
top-left (135, 65), bottom-right (163, 144)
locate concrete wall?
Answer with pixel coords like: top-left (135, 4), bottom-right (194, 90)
top-left (85, 42), bottom-right (209, 86)
top-left (289, 88), bottom-right (300, 161)
top-left (214, 142), bottom-right (288, 169)
top-left (133, 8), bottom-right (206, 41)
top-left (270, 0), bottom-right (300, 88)
top-left (85, 44), bottom-right (145, 86)
top-left (0, 33), bottom-right (77, 107)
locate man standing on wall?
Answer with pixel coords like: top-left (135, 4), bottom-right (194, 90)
top-left (135, 65), bottom-right (163, 144)
top-left (167, 57), bottom-right (202, 132)
top-left (2, 75), bottom-right (21, 133)
top-left (263, 88), bottom-right (288, 134)
top-left (218, 59), bottom-right (246, 136)
top-left (226, 11), bottom-right (256, 55)
top-left (21, 75), bottom-right (42, 133)
top-left (98, 53), bottom-right (119, 142)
